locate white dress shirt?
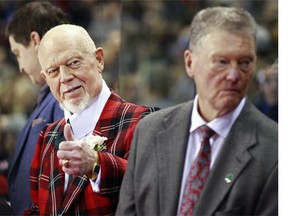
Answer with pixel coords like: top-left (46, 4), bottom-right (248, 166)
top-left (177, 95), bottom-right (246, 214)
top-left (63, 80), bottom-right (111, 192)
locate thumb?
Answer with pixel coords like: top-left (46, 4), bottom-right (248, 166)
top-left (64, 123), bottom-right (75, 141)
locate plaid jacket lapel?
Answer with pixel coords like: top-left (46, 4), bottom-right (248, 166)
top-left (46, 119), bottom-right (67, 215)
top-left (56, 93), bottom-right (121, 214)
top-left (47, 150), bottom-right (65, 215)
top-left (55, 126), bottom-right (65, 150)
top-left (53, 120), bottom-right (90, 215)
top-left (48, 119), bottom-right (90, 215)
top-left (57, 176), bottom-right (89, 215)
top-left (92, 92), bottom-right (123, 151)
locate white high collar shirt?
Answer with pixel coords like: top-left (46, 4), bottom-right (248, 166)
top-left (63, 80), bottom-right (111, 192)
top-left (64, 80), bottom-right (111, 140)
top-left (177, 95), bottom-right (246, 214)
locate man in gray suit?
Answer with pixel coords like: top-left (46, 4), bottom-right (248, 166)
top-left (116, 7), bottom-right (277, 216)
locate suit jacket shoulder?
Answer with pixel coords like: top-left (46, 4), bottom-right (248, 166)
top-left (136, 100), bottom-right (193, 129)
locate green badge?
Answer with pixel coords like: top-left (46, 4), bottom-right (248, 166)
top-left (224, 173), bottom-right (234, 183)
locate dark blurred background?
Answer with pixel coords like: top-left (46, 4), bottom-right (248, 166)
top-left (0, 0), bottom-right (278, 199)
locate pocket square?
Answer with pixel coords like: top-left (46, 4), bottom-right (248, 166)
top-left (32, 118), bottom-right (47, 127)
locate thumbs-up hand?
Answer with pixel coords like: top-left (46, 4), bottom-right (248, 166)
top-left (64, 123), bottom-right (74, 141)
top-left (57, 123), bottom-right (98, 177)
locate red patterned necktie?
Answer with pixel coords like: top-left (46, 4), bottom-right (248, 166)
top-left (180, 125), bottom-right (215, 216)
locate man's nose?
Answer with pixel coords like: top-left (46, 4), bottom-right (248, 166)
top-left (60, 66), bottom-right (73, 83)
top-left (226, 66), bottom-right (240, 82)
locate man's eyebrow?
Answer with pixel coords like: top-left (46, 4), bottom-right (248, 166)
top-left (44, 62), bottom-right (58, 73)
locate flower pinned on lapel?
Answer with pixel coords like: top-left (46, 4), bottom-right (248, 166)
top-left (86, 134), bottom-right (107, 151)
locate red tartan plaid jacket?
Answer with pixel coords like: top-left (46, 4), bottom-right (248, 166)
top-left (25, 92), bottom-right (158, 215)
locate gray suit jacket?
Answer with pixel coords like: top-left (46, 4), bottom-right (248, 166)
top-left (116, 99), bottom-right (278, 216)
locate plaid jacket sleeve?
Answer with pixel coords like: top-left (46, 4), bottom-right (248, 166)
top-left (96, 92), bottom-right (158, 195)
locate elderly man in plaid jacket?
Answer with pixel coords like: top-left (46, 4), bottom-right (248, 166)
top-left (24, 24), bottom-right (158, 215)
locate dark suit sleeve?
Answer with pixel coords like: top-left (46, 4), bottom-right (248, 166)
top-left (254, 164), bottom-right (278, 215)
top-left (115, 123), bottom-right (139, 215)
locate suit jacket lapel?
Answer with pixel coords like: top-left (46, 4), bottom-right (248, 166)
top-left (195, 101), bottom-right (257, 215)
top-left (57, 113), bottom-right (111, 214)
top-left (92, 92), bottom-right (122, 148)
top-left (54, 125), bottom-right (65, 151)
top-left (156, 101), bottom-right (193, 216)
top-left (9, 93), bottom-right (52, 173)
top-left (54, 120), bottom-right (89, 214)
top-left (58, 176), bottom-right (89, 215)
top-left (44, 119), bottom-right (66, 214)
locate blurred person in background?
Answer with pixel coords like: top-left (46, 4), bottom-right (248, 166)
top-left (117, 6), bottom-right (277, 216)
top-left (253, 59), bottom-right (278, 122)
top-left (0, 127), bottom-right (11, 203)
top-left (5, 2), bottom-right (69, 214)
top-left (24, 24), bottom-right (158, 215)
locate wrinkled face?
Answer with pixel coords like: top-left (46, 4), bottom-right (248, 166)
top-left (39, 41), bottom-right (104, 114)
top-left (185, 30), bottom-right (256, 120)
top-left (8, 35), bottom-right (43, 85)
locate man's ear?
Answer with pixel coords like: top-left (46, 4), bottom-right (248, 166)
top-left (184, 49), bottom-right (194, 78)
top-left (95, 47), bottom-right (104, 71)
top-left (30, 31), bottom-right (41, 51)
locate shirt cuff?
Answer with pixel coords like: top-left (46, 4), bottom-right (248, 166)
top-left (89, 167), bottom-right (101, 192)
